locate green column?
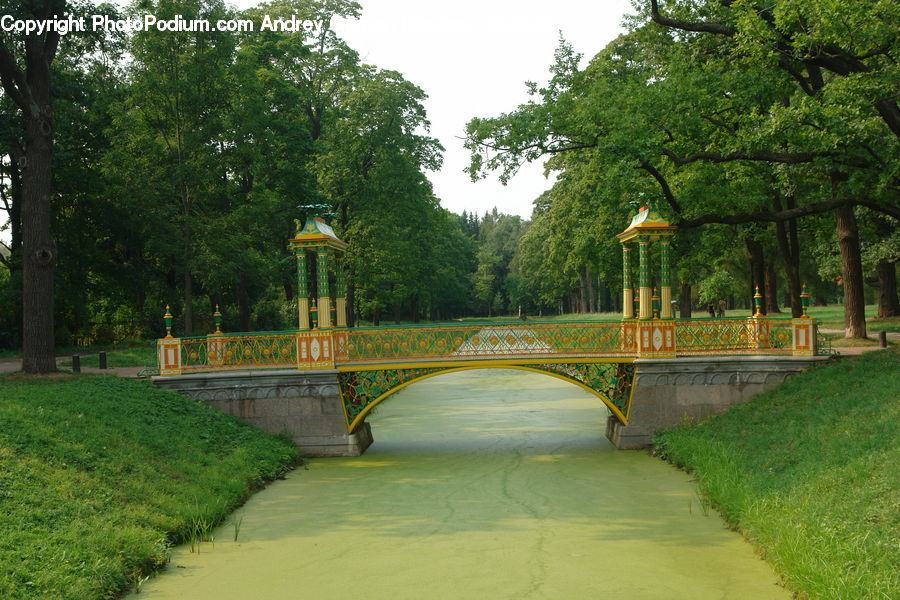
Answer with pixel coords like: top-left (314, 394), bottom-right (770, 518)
top-left (317, 248), bottom-right (332, 329)
top-left (297, 250), bottom-right (308, 299)
top-left (638, 239), bottom-right (651, 320)
top-left (335, 256), bottom-right (348, 327)
top-left (622, 244), bottom-right (633, 319)
top-left (660, 240), bottom-right (672, 319)
top-left (297, 250), bottom-right (310, 330)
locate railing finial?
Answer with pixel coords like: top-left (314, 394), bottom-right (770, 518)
top-left (164, 305), bottom-right (174, 339)
top-left (213, 304), bottom-right (223, 334)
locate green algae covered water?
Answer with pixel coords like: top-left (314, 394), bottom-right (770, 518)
top-left (130, 370), bottom-right (790, 599)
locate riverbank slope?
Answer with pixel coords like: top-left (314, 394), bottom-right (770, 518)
top-left (654, 346), bottom-right (899, 600)
top-left (0, 374), bottom-right (297, 600)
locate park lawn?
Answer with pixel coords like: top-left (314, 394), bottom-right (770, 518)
top-left (58, 344), bottom-right (158, 369)
top-left (0, 374), bottom-right (297, 600)
top-left (805, 304), bottom-right (900, 333)
top-left (819, 332), bottom-right (898, 348)
top-left (359, 304), bottom-right (896, 331)
top-left (654, 347), bottom-right (900, 600)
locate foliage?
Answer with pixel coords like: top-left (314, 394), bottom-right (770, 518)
top-left (697, 270), bottom-right (739, 305)
top-left (654, 347), bottom-right (900, 600)
top-left (0, 374), bottom-right (297, 599)
top-left (0, 0), bottom-right (897, 350)
top-left (465, 1), bottom-right (898, 332)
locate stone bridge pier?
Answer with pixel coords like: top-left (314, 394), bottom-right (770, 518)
top-left (154, 370), bottom-right (373, 457)
top-left (606, 355), bottom-right (830, 448)
top-left (154, 355), bottom-right (829, 456)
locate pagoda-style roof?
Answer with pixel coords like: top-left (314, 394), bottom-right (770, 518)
top-left (616, 205), bottom-right (677, 243)
top-left (289, 216), bottom-right (348, 251)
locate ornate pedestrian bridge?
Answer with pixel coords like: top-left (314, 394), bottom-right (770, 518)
top-left (155, 316), bottom-right (822, 455)
top-left (154, 207), bottom-right (827, 455)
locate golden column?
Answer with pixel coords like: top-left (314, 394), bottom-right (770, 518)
top-left (622, 244), bottom-right (634, 319)
top-left (660, 239), bottom-right (673, 319)
top-left (316, 248), bottom-right (332, 329)
top-left (638, 239), bottom-right (651, 320)
top-left (297, 250), bottom-right (310, 330)
top-left (334, 255), bottom-right (348, 328)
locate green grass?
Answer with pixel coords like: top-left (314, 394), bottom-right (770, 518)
top-left (58, 345), bottom-right (157, 369)
top-left (357, 304), bottom-right (898, 330)
top-left (654, 347), bottom-right (900, 600)
top-left (819, 332), bottom-right (898, 348)
top-left (0, 341), bottom-right (157, 361)
top-left (0, 374), bottom-right (297, 600)
top-left (805, 304), bottom-right (900, 333)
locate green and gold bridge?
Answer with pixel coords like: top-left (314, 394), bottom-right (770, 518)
top-left (154, 316), bottom-right (822, 454)
top-left (153, 208), bottom-right (827, 455)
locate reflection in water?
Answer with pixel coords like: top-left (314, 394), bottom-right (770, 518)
top-left (130, 369), bottom-right (789, 600)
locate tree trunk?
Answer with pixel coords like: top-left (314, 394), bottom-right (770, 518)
top-left (774, 194), bottom-right (803, 317)
top-left (586, 268), bottom-right (596, 313)
top-left (679, 283), bottom-right (692, 319)
top-left (876, 260), bottom-right (898, 318)
top-left (183, 270), bottom-right (194, 336)
top-left (577, 268), bottom-right (587, 314)
top-left (764, 259), bottom-right (781, 313)
top-left (237, 273), bottom-right (251, 331)
top-left (21, 110), bottom-right (56, 373)
top-left (835, 205), bottom-right (867, 338)
top-left (3, 151), bottom-right (24, 347)
top-left (745, 238), bottom-right (766, 315)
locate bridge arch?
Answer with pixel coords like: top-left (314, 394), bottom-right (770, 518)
top-left (337, 361), bottom-right (636, 434)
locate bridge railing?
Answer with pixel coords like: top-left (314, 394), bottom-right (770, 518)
top-left (674, 318), bottom-right (794, 355)
top-left (169, 330), bottom-right (299, 375)
top-left (154, 317), bottom-right (817, 376)
top-left (344, 321), bottom-right (634, 365)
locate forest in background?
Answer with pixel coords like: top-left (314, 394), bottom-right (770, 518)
top-left (0, 0), bottom-right (897, 358)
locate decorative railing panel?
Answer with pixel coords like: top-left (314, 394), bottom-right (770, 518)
top-left (344, 322), bottom-right (632, 364)
top-left (180, 332), bottom-right (298, 373)
top-left (674, 318), bottom-right (793, 355)
top-left (159, 318), bottom-right (816, 375)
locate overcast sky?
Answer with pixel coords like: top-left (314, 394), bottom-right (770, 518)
top-left (329, 0), bottom-right (633, 220)
top-left (0, 1), bottom-right (634, 246)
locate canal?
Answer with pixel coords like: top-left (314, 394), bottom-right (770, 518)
top-left (130, 369), bottom-right (789, 599)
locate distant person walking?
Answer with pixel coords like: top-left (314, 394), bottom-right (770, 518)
top-left (706, 302), bottom-right (715, 318)
top-left (717, 299), bottom-right (726, 318)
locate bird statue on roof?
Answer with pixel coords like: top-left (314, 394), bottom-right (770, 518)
top-left (297, 203), bottom-right (337, 221)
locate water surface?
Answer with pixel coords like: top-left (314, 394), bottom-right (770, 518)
top-left (131, 369), bottom-right (789, 599)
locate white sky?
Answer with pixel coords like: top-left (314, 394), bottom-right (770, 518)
top-left (0, 1), bottom-right (633, 246)
top-left (328, 0), bottom-right (633, 220)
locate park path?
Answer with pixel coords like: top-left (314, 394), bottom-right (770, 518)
top-left (0, 355), bottom-right (145, 377)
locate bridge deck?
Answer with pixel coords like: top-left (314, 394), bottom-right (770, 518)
top-left (156, 317), bottom-right (816, 376)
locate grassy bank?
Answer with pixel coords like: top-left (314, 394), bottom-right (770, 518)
top-left (654, 347), bottom-right (899, 600)
top-left (0, 374), bottom-right (297, 599)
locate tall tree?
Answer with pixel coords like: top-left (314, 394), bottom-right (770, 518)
top-left (0, 0), bottom-right (65, 372)
top-left (106, 0), bottom-right (236, 335)
top-left (646, 0), bottom-right (899, 335)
